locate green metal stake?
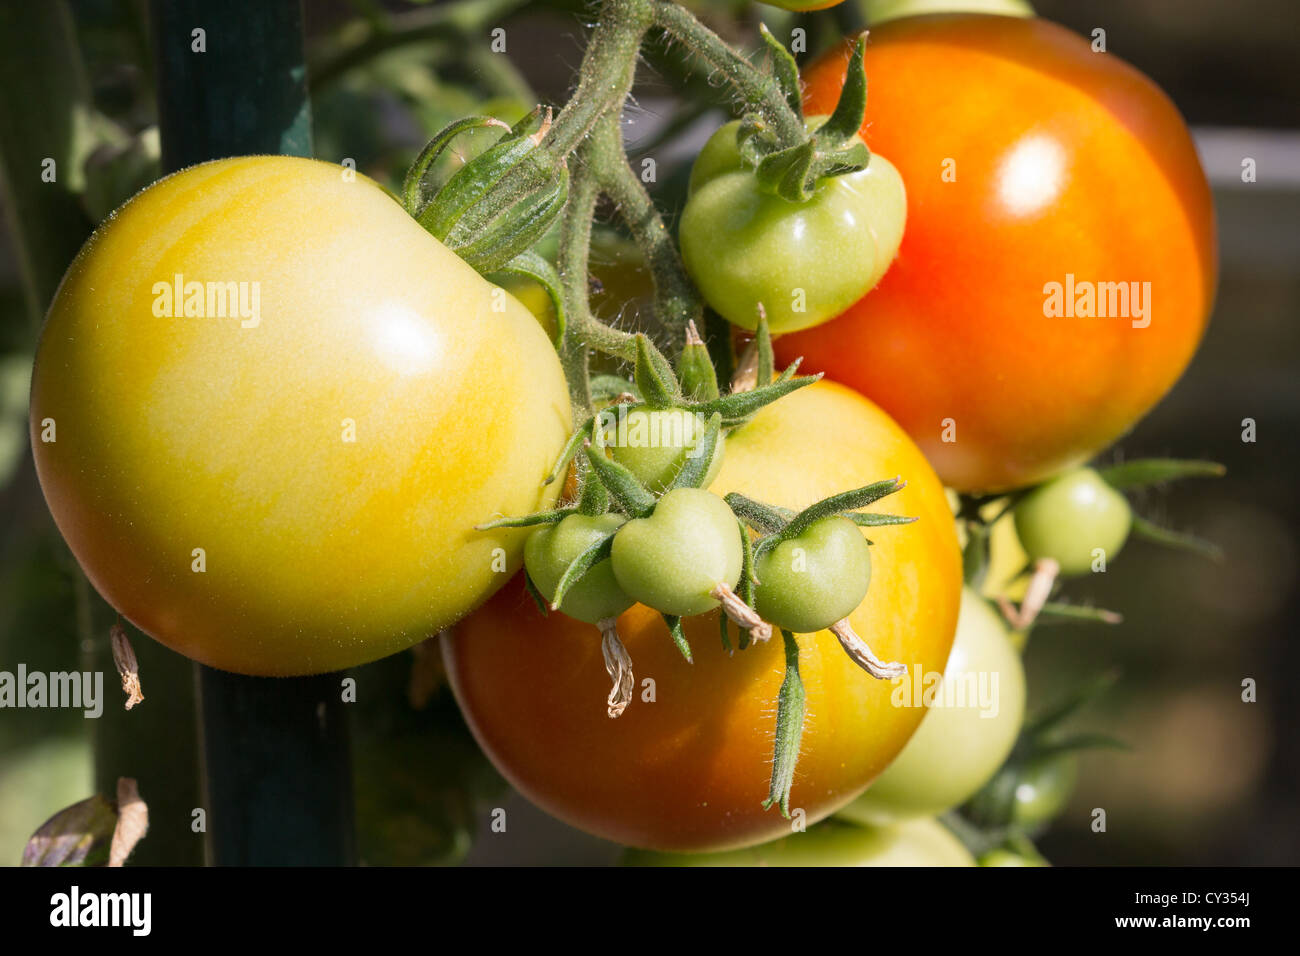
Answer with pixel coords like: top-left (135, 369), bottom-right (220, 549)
top-left (149, 0), bottom-right (356, 866)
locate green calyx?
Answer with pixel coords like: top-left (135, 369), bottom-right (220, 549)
top-left (401, 107), bottom-right (569, 275)
top-left (737, 32), bottom-right (873, 202)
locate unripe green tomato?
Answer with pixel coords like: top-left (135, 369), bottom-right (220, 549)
top-left (604, 407), bottom-right (725, 494)
top-left (524, 514), bottom-right (632, 625)
top-left (839, 588), bottom-right (1025, 823)
top-left (621, 817), bottom-right (974, 866)
top-left (611, 488), bottom-right (742, 617)
top-left (680, 122), bottom-right (906, 334)
top-left (762, 1), bottom-right (848, 13)
top-left (754, 515), bottom-right (871, 633)
top-left (1013, 467), bottom-right (1132, 576)
top-left (1009, 754), bottom-right (1077, 827)
top-left (863, 0), bottom-right (1034, 24)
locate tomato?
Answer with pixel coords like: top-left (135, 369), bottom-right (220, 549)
top-left (979, 847), bottom-right (1047, 867)
top-left (611, 488), bottom-right (743, 618)
top-left (755, 516), bottom-right (872, 633)
top-left (1013, 467), bottom-right (1131, 575)
top-left (1009, 754), bottom-right (1077, 827)
top-left (444, 380), bottom-right (961, 851)
top-left (604, 407), bottom-right (725, 493)
top-left (838, 588), bottom-right (1025, 824)
top-left (782, 16), bottom-right (1217, 491)
top-left (525, 514), bottom-right (632, 624)
top-left (29, 156), bottom-right (571, 676)
top-left (680, 122), bottom-right (906, 334)
top-left (623, 817), bottom-right (974, 866)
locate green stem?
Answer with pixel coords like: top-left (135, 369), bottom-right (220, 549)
top-left (593, 116), bottom-right (700, 357)
top-left (651, 0), bottom-right (805, 146)
top-left (557, 159), bottom-right (600, 415)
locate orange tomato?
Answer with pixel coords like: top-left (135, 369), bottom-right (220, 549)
top-left (781, 15), bottom-right (1216, 491)
top-left (444, 381), bottom-right (961, 851)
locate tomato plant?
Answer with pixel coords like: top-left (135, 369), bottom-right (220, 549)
top-left (29, 156), bottom-right (571, 676)
top-left (781, 15), bottom-right (1217, 491)
top-left (623, 817), bottom-right (975, 867)
top-left (445, 381), bottom-right (961, 851)
top-left (839, 588), bottom-right (1025, 824)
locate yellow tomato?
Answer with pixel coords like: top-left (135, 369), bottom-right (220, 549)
top-left (30, 156), bottom-right (570, 675)
top-left (445, 381), bottom-right (961, 851)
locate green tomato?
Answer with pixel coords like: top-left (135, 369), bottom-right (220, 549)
top-left (1010, 754), bottom-right (1077, 827)
top-left (1013, 467), bottom-right (1132, 576)
top-left (754, 515), bottom-right (871, 633)
top-left (864, 0), bottom-right (1035, 24)
top-left (603, 407), bottom-right (724, 494)
top-left (524, 514), bottom-right (632, 625)
top-left (611, 488), bottom-right (742, 617)
top-left (839, 588), bottom-right (1025, 823)
top-left (622, 817), bottom-right (975, 866)
top-left (680, 123), bottom-right (906, 334)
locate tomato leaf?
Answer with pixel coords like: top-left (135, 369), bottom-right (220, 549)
top-left (689, 370), bottom-right (821, 425)
top-left (452, 168), bottom-right (570, 274)
top-left (755, 309), bottom-right (774, 388)
top-left (523, 572), bottom-right (550, 616)
top-left (576, 462), bottom-right (610, 516)
top-left (1023, 672), bottom-right (1120, 739)
top-left (762, 630), bottom-right (805, 818)
top-left (1035, 601), bottom-right (1123, 625)
top-left (817, 35), bottom-right (869, 148)
top-left (777, 478), bottom-right (906, 542)
top-left (670, 412), bottom-right (723, 490)
top-left (724, 492), bottom-right (790, 535)
top-left (476, 507), bottom-right (575, 530)
top-left (677, 322), bottom-right (720, 402)
top-left (758, 23), bottom-right (803, 122)
top-left (633, 333), bottom-right (682, 408)
top-left (737, 516), bottom-right (758, 610)
top-left (584, 440), bottom-right (657, 518)
top-left (962, 520), bottom-right (991, 590)
top-left (402, 114), bottom-right (513, 220)
top-left (1130, 514), bottom-right (1224, 562)
top-left (662, 614), bottom-right (693, 663)
top-left (544, 418), bottom-right (593, 486)
top-left (1097, 458), bottom-right (1225, 490)
top-left (843, 511), bottom-right (917, 527)
top-left (1032, 733), bottom-right (1130, 761)
top-left (549, 531), bottom-right (617, 611)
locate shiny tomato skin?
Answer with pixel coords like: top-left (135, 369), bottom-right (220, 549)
top-left (30, 156), bottom-right (571, 676)
top-left (782, 16), bottom-right (1216, 492)
top-left (444, 381), bottom-right (961, 851)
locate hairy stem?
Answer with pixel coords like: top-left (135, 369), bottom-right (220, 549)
top-left (651, 0), bottom-right (805, 145)
top-left (594, 115), bottom-right (701, 357)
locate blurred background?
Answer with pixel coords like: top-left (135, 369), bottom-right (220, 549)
top-left (1, 0), bottom-right (1296, 866)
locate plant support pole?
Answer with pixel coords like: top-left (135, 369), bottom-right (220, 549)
top-left (150, 0), bottom-right (356, 866)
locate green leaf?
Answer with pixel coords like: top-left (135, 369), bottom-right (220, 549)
top-left (476, 507), bottom-right (574, 530)
top-left (22, 794), bottom-right (117, 867)
top-left (1036, 601), bottom-right (1123, 625)
top-left (817, 36), bottom-right (868, 146)
top-left (663, 614), bottom-right (693, 663)
top-left (1032, 733), bottom-right (1130, 761)
top-left (490, 249), bottom-right (566, 346)
top-left (1130, 514), bottom-right (1224, 561)
top-left (719, 608), bottom-right (733, 653)
top-left (844, 512), bottom-right (917, 528)
top-left (1097, 458), bottom-right (1225, 490)
top-left (762, 631), bottom-right (805, 817)
top-left (633, 333), bottom-right (681, 408)
top-left (550, 530), bottom-right (617, 611)
top-left (576, 464), bottom-right (610, 516)
top-left (452, 168), bottom-right (570, 274)
top-left (689, 371), bottom-right (821, 425)
top-left (724, 492), bottom-right (791, 535)
top-left (757, 140), bottom-right (817, 202)
top-left (677, 324), bottom-right (720, 402)
top-left (758, 23), bottom-right (803, 122)
top-left (584, 442), bottom-right (657, 518)
top-left (544, 419), bottom-right (593, 486)
top-left (670, 413), bottom-right (723, 490)
top-left (962, 520), bottom-right (990, 590)
top-left (523, 572), bottom-right (549, 616)
top-left (402, 114), bottom-right (511, 218)
top-left (779, 478), bottom-right (906, 541)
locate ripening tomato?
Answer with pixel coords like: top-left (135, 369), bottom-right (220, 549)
top-left (782, 16), bottom-right (1216, 491)
top-left (622, 817), bottom-right (974, 867)
top-left (30, 156), bottom-right (571, 676)
top-left (445, 381), bottom-right (961, 851)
